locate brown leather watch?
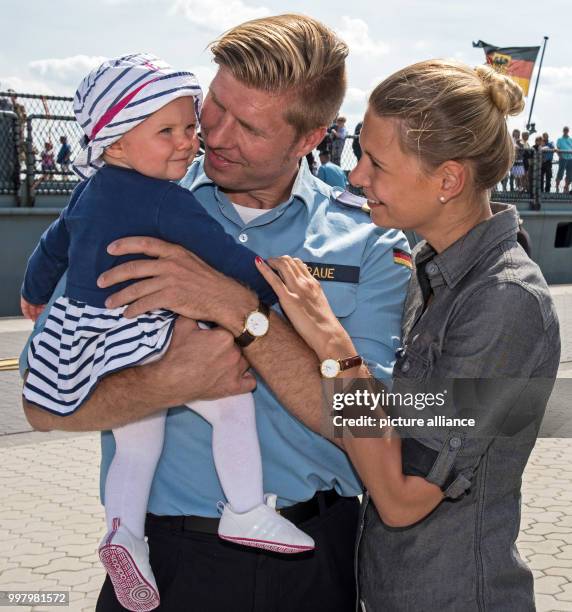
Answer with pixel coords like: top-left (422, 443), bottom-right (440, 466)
top-left (320, 355), bottom-right (363, 379)
top-left (235, 301), bottom-right (271, 348)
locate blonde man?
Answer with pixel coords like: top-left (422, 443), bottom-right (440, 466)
top-left (22, 14), bottom-right (411, 611)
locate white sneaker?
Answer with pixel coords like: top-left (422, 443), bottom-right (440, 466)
top-left (218, 494), bottom-right (315, 554)
top-left (98, 518), bottom-right (160, 612)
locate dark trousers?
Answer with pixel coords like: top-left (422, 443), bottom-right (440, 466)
top-left (96, 496), bottom-right (360, 612)
top-left (541, 161), bottom-right (553, 192)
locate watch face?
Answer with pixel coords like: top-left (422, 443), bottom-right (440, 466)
top-left (246, 311), bottom-right (270, 337)
top-left (320, 359), bottom-right (340, 379)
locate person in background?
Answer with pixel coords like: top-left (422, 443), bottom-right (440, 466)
top-left (33, 141), bottom-right (55, 190)
top-left (541, 132), bottom-right (555, 192)
top-left (330, 115), bottom-right (347, 166)
top-left (521, 130), bottom-right (532, 191)
top-left (352, 120), bottom-right (363, 161)
top-left (317, 150), bottom-right (347, 188)
top-left (510, 129), bottom-right (525, 191)
top-left (556, 126), bottom-right (572, 193)
top-left (305, 150), bottom-right (317, 175)
top-left (529, 135), bottom-right (543, 194)
top-left (56, 135), bottom-right (72, 176)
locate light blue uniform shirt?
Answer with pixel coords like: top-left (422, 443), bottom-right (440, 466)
top-left (21, 158), bottom-right (410, 516)
top-left (317, 162), bottom-right (347, 189)
top-left (557, 135), bottom-right (572, 160)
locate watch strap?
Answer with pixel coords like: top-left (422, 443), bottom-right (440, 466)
top-left (235, 300), bottom-right (270, 348)
top-left (338, 355), bottom-right (363, 372)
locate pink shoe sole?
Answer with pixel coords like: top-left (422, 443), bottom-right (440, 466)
top-left (99, 544), bottom-right (160, 611)
top-left (219, 534), bottom-right (314, 554)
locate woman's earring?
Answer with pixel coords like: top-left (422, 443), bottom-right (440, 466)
top-left (439, 196), bottom-right (446, 203)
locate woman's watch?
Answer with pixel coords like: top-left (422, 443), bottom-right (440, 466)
top-left (320, 355), bottom-right (363, 378)
top-left (235, 301), bottom-right (270, 347)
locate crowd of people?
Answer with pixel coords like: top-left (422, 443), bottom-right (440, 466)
top-left (494, 126), bottom-right (571, 193)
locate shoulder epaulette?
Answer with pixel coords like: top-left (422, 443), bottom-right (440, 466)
top-left (332, 189), bottom-right (371, 214)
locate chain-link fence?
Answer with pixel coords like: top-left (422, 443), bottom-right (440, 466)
top-left (0, 92), bottom-right (81, 203)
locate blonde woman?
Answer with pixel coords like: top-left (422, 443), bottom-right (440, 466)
top-left (256, 60), bottom-right (560, 610)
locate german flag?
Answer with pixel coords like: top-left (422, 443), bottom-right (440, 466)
top-left (393, 248), bottom-right (413, 270)
top-left (473, 40), bottom-right (540, 96)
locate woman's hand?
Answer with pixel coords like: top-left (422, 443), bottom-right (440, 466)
top-left (255, 256), bottom-right (355, 360)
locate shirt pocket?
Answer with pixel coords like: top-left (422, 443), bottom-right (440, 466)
top-left (321, 281), bottom-right (358, 318)
top-left (394, 342), bottom-right (430, 380)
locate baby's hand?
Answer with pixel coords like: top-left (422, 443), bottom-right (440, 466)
top-left (20, 297), bottom-right (46, 322)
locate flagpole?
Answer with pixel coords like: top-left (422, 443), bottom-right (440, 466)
top-left (526, 36), bottom-right (549, 133)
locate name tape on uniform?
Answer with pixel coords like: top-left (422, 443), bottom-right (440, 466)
top-left (304, 262), bottom-right (360, 282)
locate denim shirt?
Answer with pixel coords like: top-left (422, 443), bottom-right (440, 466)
top-left (357, 204), bottom-right (560, 611)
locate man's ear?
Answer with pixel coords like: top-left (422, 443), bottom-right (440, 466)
top-left (104, 140), bottom-right (124, 161)
top-left (293, 127), bottom-right (327, 158)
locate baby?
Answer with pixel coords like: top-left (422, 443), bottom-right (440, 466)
top-left (21, 54), bottom-right (313, 612)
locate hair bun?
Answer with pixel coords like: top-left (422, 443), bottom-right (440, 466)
top-left (475, 65), bottom-right (525, 116)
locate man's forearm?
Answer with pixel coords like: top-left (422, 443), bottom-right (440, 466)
top-left (246, 312), bottom-right (325, 433)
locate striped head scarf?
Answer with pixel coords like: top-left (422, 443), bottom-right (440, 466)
top-left (72, 53), bottom-right (202, 179)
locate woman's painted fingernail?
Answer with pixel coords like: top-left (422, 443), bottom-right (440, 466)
top-left (255, 256), bottom-right (263, 264)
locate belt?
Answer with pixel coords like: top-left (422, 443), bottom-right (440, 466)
top-left (147, 489), bottom-right (344, 535)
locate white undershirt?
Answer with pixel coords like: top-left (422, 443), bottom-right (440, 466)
top-left (232, 202), bottom-right (269, 224)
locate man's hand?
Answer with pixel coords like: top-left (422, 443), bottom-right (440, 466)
top-left (150, 317), bottom-right (256, 404)
top-left (97, 236), bottom-right (257, 333)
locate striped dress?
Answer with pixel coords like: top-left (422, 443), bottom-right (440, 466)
top-left (24, 299), bottom-right (175, 414)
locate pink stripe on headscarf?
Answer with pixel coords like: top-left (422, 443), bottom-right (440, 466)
top-left (90, 77), bottom-right (160, 140)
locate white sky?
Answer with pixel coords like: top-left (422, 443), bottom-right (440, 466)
top-left (2, 0), bottom-right (570, 140)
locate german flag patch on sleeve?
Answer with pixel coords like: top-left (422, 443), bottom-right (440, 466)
top-left (393, 248), bottom-right (413, 269)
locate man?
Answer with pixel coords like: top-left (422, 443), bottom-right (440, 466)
top-left (541, 132), bottom-right (555, 192)
top-left (352, 120), bottom-right (363, 161)
top-left (56, 135), bottom-right (72, 176)
top-left (22, 14), bottom-right (410, 611)
top-left (556, 126), bottom-right (572, 193)
top-left (317, 150), bottom-right (347, 188)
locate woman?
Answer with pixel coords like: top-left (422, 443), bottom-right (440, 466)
top-left (256, 60), bottom-right (560, 610)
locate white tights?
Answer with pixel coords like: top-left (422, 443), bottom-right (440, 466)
top-left (104, 392), bottom-right (264, 539)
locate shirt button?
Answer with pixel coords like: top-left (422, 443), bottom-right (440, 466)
top-left (238, 233), bottom-right (248, 243)
top-left (401, 359), bottom-right (411, 372)
top-left (426, 262), bottom-right (438, 276)
top-left (449, 437), bottom-right (462, 450)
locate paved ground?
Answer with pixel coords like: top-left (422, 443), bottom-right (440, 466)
top-left (0, 286), bottom-right (571, 611)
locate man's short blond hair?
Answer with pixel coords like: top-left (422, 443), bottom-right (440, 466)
top-left (210, 14), bottom-right (348, 136)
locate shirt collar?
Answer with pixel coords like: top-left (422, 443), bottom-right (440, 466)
top-left (182, 155), bottom-right (315, 212)
top-left (414, 203), bottom-right (520, 289)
